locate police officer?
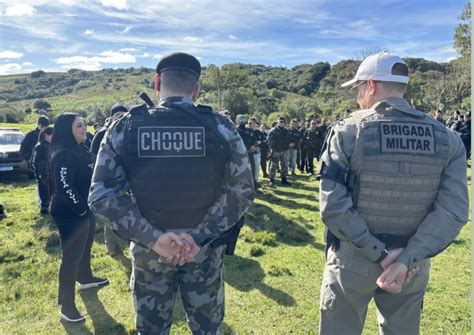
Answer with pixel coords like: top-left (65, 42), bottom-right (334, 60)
top-left (267, 117), bottom-right (291, 186)
top-left (299, 118), bottom-right (311, 173)
top-left (89, 52), bottom-right (255, 334)
top-left (90, 102), bottom-right (129, 256)
top-left (236, 114), bottom-right (259, 188)
top-left (287, 119), bottom-right (301, 176)
top-left (317, 52), bottom-right (469, 335)
top-left (302, 119), bottom-right (325, 176)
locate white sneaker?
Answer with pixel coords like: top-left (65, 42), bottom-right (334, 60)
top-left (78, 277), bottom-right (109, 290)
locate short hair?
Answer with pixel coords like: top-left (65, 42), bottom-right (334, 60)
top-left (249, 117), bottom-right (257, 123)
top-left (160, 70), bottom-right (199, 96)
top-left (278, 117), bottom-right (285, 122)
top-left (37, 115), bottom-right (50, 127)
top-left (290, 118), bottom-right (298, 123)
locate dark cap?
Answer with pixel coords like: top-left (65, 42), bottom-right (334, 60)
top-left (156, 52), bottom-right (201, 78)
top-left (110, 102), bottom-right (128, 116)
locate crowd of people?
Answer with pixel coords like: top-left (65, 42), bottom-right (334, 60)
top-left (434, 109), bottom-right (471, 161)
top-left (6, 50), bottom-right (470, 333)
top-left (232, 114), bottom-right (330, 189)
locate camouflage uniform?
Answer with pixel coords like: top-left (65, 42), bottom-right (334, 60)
top-left (269, 150), bottom-right (289, 179)
top-left (89, 97), bottom-right (254, 334)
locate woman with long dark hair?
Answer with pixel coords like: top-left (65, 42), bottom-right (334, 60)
top-left (31, 127), bottom-right (53, 214)
top-left (49, 113), bottom-right (108, 322)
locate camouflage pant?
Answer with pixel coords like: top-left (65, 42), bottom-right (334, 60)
top-left (269, 150), bottom-right (288, 179)
top-left (130, 243), bottom-right (225, 335)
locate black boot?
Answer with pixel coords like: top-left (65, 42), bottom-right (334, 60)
top-left (269, 178), bottom-right (275, 186)
top-left (281, 176), bottom-right (292, 185)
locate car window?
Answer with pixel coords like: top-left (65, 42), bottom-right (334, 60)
top-left (0, 133), bottom-right (24, 145)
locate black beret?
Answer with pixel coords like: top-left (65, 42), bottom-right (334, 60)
top-left (110, 102), bottom-right (128, 116)
top-left (156, 52), bottom-right (201, 78)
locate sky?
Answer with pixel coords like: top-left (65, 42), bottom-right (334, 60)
top-left (0, 0), bottom-right (467, 75)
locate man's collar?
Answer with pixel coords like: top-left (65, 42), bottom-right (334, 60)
top-left (159, 96), bottom-right (193, 106)
top-left (371, 97), bottom-right (422, 116)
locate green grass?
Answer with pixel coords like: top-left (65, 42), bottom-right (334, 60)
top-left (0, 169), bottom-right (471, 334)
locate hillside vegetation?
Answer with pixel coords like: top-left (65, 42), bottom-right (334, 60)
top-left (0, 57), bottom-right (470, 127)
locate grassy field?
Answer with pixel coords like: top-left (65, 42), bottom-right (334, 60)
top-left (0, 125), bottom-right (471, 334)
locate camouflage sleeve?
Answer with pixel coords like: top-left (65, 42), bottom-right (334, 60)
top-left (88, 116), bottom-right (161, 251)
top-left (319, 118), bottom-right (387, 262)
top-left (189, 114), bottom-right (255, 246)
top-left (397, 132), bottom-right (469, 269)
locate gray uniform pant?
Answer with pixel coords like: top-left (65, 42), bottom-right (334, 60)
top-left (269, 150), bottom-right (288, 179)
top-left (131, 243), bottom-right (225, 335)
top-left (319, 241), bottom-right (430, 335)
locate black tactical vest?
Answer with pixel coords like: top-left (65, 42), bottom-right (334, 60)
top-left (122, 103), bottom-right (228, 230)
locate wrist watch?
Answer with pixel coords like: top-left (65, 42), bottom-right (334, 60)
top-left (375, 248), bottom-right (389, 264)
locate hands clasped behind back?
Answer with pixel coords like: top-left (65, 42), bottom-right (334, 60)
top-left (152, 232), bottom-right (201, 266)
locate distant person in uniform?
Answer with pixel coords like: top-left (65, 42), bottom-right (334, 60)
top-left (90, 103), bottom-right (129, 256)
top-left (267, 117), bottom-right (291, 186)
top-left (287, 119), bottom-right (301, 176)
top-left (299, 118), bottom-right (311, 173)
top-left (50, 113), bottom-right (109, 323)
top-left (434, 109), bottom-right (445, 125)
top-left (31, 126), bottom-right (53, 214)
top-left (258, 124), bottom-right (269, 178)
top-left (89, 52), bottom-right (254, 334)
top-left (459, 111), bottom-right (471, 161)
top-left (248, 117), bottom-right (264, 187)
top-left (302, 119), bottom-right (325, 176)
top-left (90, 103), bottom-right (129, 156)
top-left (317, 51), bottom-right (469, 335)
top-left (236, 114), bottom-right (259, 188)
top-left (20, 115), bottom-right (50, 165)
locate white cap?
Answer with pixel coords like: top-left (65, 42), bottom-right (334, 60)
top-left (341, 51), bottom-right (409, 88)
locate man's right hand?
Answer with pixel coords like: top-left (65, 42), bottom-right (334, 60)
top-left (152, 232), bottom-right (200, 266)
top-left (379, 248), bottom-right (404, 270)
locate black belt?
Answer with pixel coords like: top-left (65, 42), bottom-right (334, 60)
top-left (375, 233), bottom-right (414, 248)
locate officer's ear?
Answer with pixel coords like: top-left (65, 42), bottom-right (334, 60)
top-left (154, 74), bottom-right (161, 97)
top-left (191, 83), bottom-right (201, 102)
top-left (367, 79), bottom-right (377, 95)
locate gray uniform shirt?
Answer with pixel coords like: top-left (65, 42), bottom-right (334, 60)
top-left (320, 97), bottom-right (469, 269)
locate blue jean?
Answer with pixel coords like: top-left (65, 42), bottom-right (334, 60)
top-left (288, 149), bottom-right (298, 173)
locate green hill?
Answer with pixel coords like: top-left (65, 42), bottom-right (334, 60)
top-left (0, 57), bottom-right (470, 126)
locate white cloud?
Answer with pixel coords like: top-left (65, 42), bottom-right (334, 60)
top-left (153, 54), bottom-right (163, 60)
top-left (54, 50), bottom-right (136, 71)
top-left (184, 36), bottom-right (203, 43)
top-left (55, 56), bottom-right (102, 71)
top-left (140, 53), bottom-right (151, 57)
top-left (4, 4), bottom-right (35, 17)
top-left (0, 63), bottom-right (22, 75)
top-left (22, 62), bottom-right (33, 66)
top-left (122, 25), bottom-right (133, 34)
top-left (119, 48), bottom-right (136, 52)
top-left (84, 29), bottom-right (94, 36)
top-left (229, 35), bottom-right (238, 40)
top-left (101, 0), bottom-right (128, 10)
top-left (0, 51), bottom-right (24, 59)
top-left (97, 51), bottom-right (136, 63)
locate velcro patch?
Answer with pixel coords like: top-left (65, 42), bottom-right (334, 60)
top-left (380, 122), bottom-right (435, 155)
top-left (138, 126), bottom-right (206, 157)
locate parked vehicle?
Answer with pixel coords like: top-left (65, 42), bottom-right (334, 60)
top-left (0, 128), bottom-right (34, 178)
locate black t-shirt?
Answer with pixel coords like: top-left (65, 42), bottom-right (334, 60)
top-left (50, 146), bottom-right (94, 218)
top-left (20, 128), bottom-right (40, 162)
